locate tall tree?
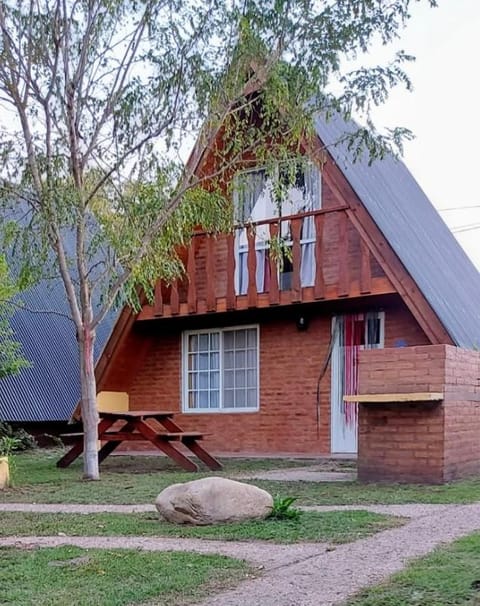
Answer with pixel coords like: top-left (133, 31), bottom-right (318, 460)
top-left (0, 0), bottom-right (435, 479)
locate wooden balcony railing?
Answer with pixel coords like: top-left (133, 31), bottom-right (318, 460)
top-left (140, 206), bottom-right (395, 321)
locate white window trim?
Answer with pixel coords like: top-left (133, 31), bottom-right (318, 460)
top-left (182, 324), bottom-right (260, 414)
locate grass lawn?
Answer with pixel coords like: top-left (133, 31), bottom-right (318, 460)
top-left (3, 450), bottom-right (480, 506)
top-left (0, 510), bottom-right (403, 544)
top-left (0, 450), bottom-right (322, 504)
top-left (347, 532), bottom-right (480, 606)
top-left (252, 478), bottom-right (480, 505)
top-left (0, 546), bottom-right (250, 606)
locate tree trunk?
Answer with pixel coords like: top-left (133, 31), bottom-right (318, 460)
top-left (79, 328), bottom-right (99, 480)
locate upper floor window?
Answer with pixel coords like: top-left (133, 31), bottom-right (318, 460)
top-left (233, 161), bottom-right (321, 294)
top-left (233, 161), bottom-right (321, 224)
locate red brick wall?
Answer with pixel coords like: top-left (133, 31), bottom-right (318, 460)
top-left (443, 347), bottom-right (480, 480)
top-left (358, 345), bottom-right (480, 483)
top-left (358, 404), bottom-right (445, 483)
top-left (357, 345), bottom-right (447, 483)
top-left (104, 301), bottom-right (430, 456)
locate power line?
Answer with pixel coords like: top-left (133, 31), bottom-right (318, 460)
top-left (452, 223), bottom-right (480, 234)
top-left (438, 204), bottom-right (480, 212)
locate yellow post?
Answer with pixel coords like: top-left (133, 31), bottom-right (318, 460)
top-left (0, 456), bottom-right (10, 489)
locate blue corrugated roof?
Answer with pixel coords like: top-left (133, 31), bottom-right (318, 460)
top-left (315, 114), bottom-right (480, 348)
top-left (0, 275), bottom-right (116, 422)
top-left (0, 206), bottom-right (117, 423)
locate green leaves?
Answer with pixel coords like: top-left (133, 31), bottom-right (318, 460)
top-left (0, 0), bottom-right (437, 406)
top-left (268, 495), bottom-right (302, 521)
top-left (0, 256), bottom-right (31, 380)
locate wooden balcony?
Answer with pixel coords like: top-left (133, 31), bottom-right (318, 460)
top-left (138, 206), bottom-right (396, 321)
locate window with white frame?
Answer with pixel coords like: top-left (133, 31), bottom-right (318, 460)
top-left (233, 161), bottom-right (321, 295)
top-left (183, 326), bottom-right (259, 412)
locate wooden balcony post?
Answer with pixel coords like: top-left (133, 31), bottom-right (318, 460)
top-left (291, 218), bottom-right (302, 302)
top-left (170, 279), bottom-right (180, 315)
top-left (154, 279), bottom-right (163, 316)
top-left (247, 226), bottom-right (258, 308)
top-left (187, 239), bottom-right (197, 314)
top-left (268, 223), bottom-right (280, 305)
top-left (314, 213), bottom-right (325, 299)
top-left (226, 232), bottom-right (236, 310)
top-left (338, 211), bottom-right (349, 297)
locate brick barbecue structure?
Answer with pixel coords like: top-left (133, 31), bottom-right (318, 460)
top-left (357, 345), bottom-right (480, 483)
top-left (95, 113), bottom-right (480, 483)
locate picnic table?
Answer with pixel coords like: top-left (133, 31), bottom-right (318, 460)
top-left (56, 410), bottom-right (222, 472)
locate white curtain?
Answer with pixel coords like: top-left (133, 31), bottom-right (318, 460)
top-left (300, 163), bottom-right (321, 286)
top-left (235, 163), bottom-right (321, 294)
top-left (235, 170), bottom-right (271, 294)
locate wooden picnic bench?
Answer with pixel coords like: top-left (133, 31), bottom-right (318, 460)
top-left (57, 410), bottom-right (222, 472)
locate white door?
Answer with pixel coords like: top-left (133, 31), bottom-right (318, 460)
top-left (330, 312), bottom-right (384, 454)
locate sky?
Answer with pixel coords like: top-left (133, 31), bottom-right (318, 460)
top-left (365, 0), bottom-right (480, 268)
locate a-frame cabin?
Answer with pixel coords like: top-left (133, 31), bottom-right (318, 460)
top-left (95, 112), bottom-right (480, 460)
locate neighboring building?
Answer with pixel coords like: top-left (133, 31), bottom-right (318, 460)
top-left (94, 112), bottom-right (480, 458)
top-left (0, 270), bottom-right (116, 429)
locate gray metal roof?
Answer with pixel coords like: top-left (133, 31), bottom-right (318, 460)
top-left (315, 114), bottom-right (480, 349)
top-left (0, 212), bottom-right (117, 426)
top-left (0, 276), bottom-right (116, 422)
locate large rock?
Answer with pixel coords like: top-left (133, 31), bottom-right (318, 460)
top-left (155, 476), bottom-right (273, 525)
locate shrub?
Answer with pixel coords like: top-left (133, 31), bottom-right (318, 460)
top-left (0, 435), bottom-right (21, 456)
top-left (0, 422), bottom-right (37, 451)
top-left (268, 495), bottom-right (302, 521)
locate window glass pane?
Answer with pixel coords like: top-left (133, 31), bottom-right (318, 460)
top-left (224, 331), bottom-right (234, 350)
top-left (210, 352), bottom-right (220, 370)
top-left (235, 350), bottom-right (245, 368)
top-left (234, 169), bottom-right (268, 223)
top-left (188, 354), bottom-right (197, 371)
top-left (235, 370), bottom-right (246, 388)
top-left (188, 373), bottom-right (196, 390)
top-left (210, 390), bottom-right (220, 408)
top-left (199, 353), bottom-right (209, 370)
top-left (235, 330), bottom-right (246, 348)
top-left (224, 370), bottom-right (234, 388)
top-left (247, 388), bottom-right (257, 408)
top-left (188, 392), bottom-right (196, 409)
top-left (247, 329), bottom-right (257, 347)
top-left (198, 391), bottom-right (209, 408)
top-left (247, 369), bottom-right (256, 388)
top-left (246, 349), bottom-right (256, 367)
top-left (210, 332), bottom-right (220, 350)
top-left (366, 318), bottom-right (381, 346)
top-left (210, 371), bottom-right (220, 389)
top-left (198, 372), bottom-right (208, 389)
top-left (235, 389), bottom-right (246, 408)
top-left (188, 334), bottom-right (198, 352)
top-left (224, 389), bottom-right (234, 408)
top-left (224, 350), bottom-right (234, 369)
top-left (199, 334), bottom-right (209, 351)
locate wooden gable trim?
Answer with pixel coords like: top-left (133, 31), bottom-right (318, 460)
top-left (312, 142), bottom-right (453, 345)
top-left (94, 304), bottom-right (139, 392)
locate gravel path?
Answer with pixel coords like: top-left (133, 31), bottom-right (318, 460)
top-left (0, 503), bottom-right (155, 514)
top-left (236, 468), bottom-right (356, 482)
top-left (2, 501), bottom-right (480, 605)
top-left (198, 503), bottom-right (480, 606)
